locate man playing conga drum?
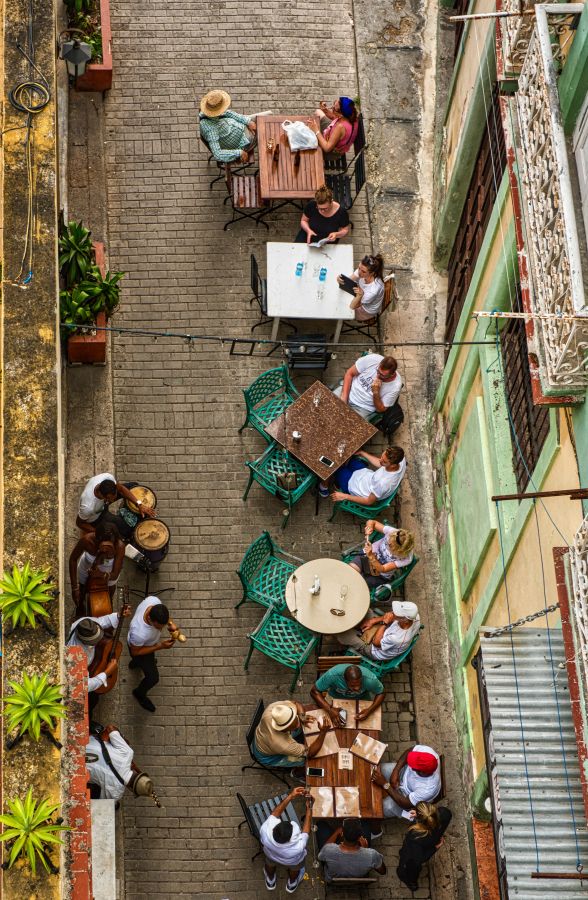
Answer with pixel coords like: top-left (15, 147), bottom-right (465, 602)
top-left (77, 472), bottom-right (155, 533)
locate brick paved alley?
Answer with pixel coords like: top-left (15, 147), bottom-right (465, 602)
top-left (64, 0), bottom-right (473, 897)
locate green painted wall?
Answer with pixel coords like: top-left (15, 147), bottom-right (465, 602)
top-left (559, 3), bottom-right (588, 134)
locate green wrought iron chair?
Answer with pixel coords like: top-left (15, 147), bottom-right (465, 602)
top-left (244, 604), bottom-right (320, 693)
top-left (344, 627), bottom-right (423, 678)
top-left (238, 365), bottom-right (299, 443)
top-left (236, 531), bottom-right (304, 611)
top-left (328, 486), bottom-right (399, 523)
top-left (243, 442), bottom-right (318, 528)
top-left (339, 538), bottom-right (419, 603)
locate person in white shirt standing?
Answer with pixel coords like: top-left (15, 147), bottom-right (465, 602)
top-left (334, 353), bottom-right (402, 419)
top-left (259, 787), bottom-right (313, 893)
top-left (127, 595), bottom-right (174, 713)
top-left (371, 744), bottom-right (441, 821)
top-left (320, 446), bottom-right (406, 504)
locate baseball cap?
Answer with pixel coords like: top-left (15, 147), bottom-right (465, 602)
top-left (392, 600), bottom-right (419, 621)
top-left (407, 749), bottom-right (438, 775)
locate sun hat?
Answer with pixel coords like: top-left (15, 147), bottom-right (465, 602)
top-left (407, 749), bottom-right (438, 776)
top-left (76, 618), bottom-right (104, 646)
top-left (270, 701), bottom-right (298, 732)
top-left (128, 771), bottom-right (155, 797)
top-left (392, 600), bottom-right (419, 621)
top-left (388, 528), bottom-right (414, 558)
top-left (200, 89), bottom-right (231, 117)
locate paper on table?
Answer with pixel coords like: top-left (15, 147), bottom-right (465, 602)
top-left (309, 787), bottom-right (334, 818)
top-left (338, 750), bottom-right (353, 770)
top-left (357, 700), bottom-right (382, 730)
top-left (350, 731), bottom-right (388, 765)
top-left (312, 730), bottom-right (340, 758)
top-left (303, 709), bottom-right (331, 735)
top-left (335, 786), bottom-right (360, 818)
top-left (329, 698), bottom-right (357, 728)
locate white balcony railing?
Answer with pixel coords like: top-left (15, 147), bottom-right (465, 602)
top-left (514, 4), bottom-right (588, 392)
top-left (569, 514), bottom-right (588, 699)
top-left (501, 0), bottom-right (538, 75)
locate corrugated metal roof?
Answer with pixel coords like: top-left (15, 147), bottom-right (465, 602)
top-left (480, 629), bottom-right (588, 897)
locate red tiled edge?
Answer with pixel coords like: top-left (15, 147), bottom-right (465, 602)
top-left (472, 818), bottom-right (501, 900)
top-left (502, 96), bottom-right (578, 407)
top-left (553, 546), bottom-right (588, 824)
top-left (64, 647), bottom-right (92, 900)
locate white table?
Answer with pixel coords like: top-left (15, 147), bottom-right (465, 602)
top-left (285, 558), bottom-right (370, 635)
top-left (266, 242), bottom-right (355, 342)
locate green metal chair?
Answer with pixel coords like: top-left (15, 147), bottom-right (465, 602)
top-left (344, 627), bottom-right (423, 678)
top-left (236, 531), bottom-right (303, 611)
top-left (238, 365), bottom-right (299, 443)
top-left (329, 486), bottom-right (399, 523)
top-left (339, 539), bottom-right (419, 603)
top-left (243, 441), bottom-right (318, 528)
top-left (244, 604), bottom-right (320, 693)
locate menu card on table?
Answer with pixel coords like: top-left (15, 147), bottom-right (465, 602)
top-left (308, 786), bottom-right (335, 818)
top-left (308, 786), bottom-right (361, 818)
top-left (350, 731), bottom-right (387, 765)
top-left (326, 696), bottom-right (382, 730)
top-left (303, 709), bottom-right (331, 735)
top-left (335, 786), bottom-right (360, 817)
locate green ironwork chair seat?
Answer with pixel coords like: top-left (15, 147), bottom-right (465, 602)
top-left (339, 538), bottom-right (419, 603)
top-left (243, 442), bottom-right (317, 528)
top-left (344, 627), bottom-right (422, 677)
top-left (239, 365), bottom-right (299, 442)
top-left (329, 487), bottom-right (399, 523)
top-left (244, 604), bottom-right (320, 693)
top-left (236, 531), bottom-right (303, 611)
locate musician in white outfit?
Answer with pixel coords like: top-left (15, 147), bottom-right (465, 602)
top-left (69, 522), bottom-right (125, 616)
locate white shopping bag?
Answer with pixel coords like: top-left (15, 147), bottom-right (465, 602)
top-left (281, 119), bottom-right (318, 151)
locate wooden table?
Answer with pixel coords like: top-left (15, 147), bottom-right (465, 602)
top-left (266, 243), bottom-right (355, 342)
top-left (258, 115), bottom-right (324, 200)
top-left (305, 723), bottom-right (385, 819)
top-left (266, 380), bottom-right (377, 481)
top-left (284, 559), bottom-right (370, 635)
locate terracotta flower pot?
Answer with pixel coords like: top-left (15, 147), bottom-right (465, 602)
top-left (75, 0), bottom-right (113, 92)
top-left (66, 241), bottom-right (108, 365)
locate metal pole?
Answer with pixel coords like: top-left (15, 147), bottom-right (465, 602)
top-left (492, 487), bottom-right (588, 502)
top-left (450, 8), bottom-right (535, 21)
top-left (531, 872), bottom-right (585, 880)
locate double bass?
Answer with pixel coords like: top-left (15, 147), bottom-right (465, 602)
top-left (89, 586), bottom-right (131, 695)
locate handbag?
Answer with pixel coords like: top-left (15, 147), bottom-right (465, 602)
top-left (376, 401), bottom-right (404, 440)
top-left (277, 471), bottom-right (298, 491)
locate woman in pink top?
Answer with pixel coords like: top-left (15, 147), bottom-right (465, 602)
top-left (311, 96), bottom-right (359, 156)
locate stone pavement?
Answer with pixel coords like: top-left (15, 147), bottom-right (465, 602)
top-left (62, 0), bottom-right (474, 897)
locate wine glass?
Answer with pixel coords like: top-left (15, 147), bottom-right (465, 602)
top-left (340, 584), bottom-right (348, 605)
top-left (337, 441), bottom-right (346, 457)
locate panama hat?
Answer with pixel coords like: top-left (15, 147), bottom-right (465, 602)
top-left (270, 702), bottom-right (298, 732)
top-left (76, 618), bottom-right (104, 646)
top-left (392, 600), bottom-right (419, 621)
top-left (200, 89), bottom-right (231, 117)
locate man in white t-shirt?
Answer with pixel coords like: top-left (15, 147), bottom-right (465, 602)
top-left (337, 600), bottom-right (420, 661)
top-left (371, 744), bottom-right (441, 821)
top-left (76, 472), bottom-right (155, 533)
top-left (128, 595), bottom-right (175, 713)
top-left (334, 354), bottom-right (402, 419)
top-left (259, 787), bottom-right (313, 893)
top-left (321, 446), bottom-right (406, 505)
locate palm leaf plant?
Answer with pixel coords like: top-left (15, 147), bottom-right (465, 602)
top-left (78, 265), bottom-right (124, 317)
top-left (58, 220), bottom-right (93, 287)
top-left (0, 789), bottom-right (68, 875)
top-left (3, 673), bottom-right (65, 742)
top-left (0, 563), bottom-right (54, 628)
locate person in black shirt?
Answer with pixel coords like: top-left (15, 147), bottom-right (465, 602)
top-left (295, 184), bottom-right (350, 243)
top-left (397, 802), bottom-right (452, 892)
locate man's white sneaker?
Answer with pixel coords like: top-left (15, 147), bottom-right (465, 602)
top-left (286, 867), bottom-right (305, 893)
top-left (264, 868), bottom-right (276, 891)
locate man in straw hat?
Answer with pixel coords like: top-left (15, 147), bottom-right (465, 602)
top-left (66, 607), bottom-right (130, 714)
top-left (253, 700), bottom-right (331, 769)
top-left (347, 519), bottom-right (415, 590)
top-left (86, 724), bottom-right (155, 803)
top-left (199, 89), bottom-right (257, 164)
top-left (337, 601), bottom-right (420, 661)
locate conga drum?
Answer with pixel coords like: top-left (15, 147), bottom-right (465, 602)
top-left (131, 519), bottom-right (170, 572)
top-left (117, 485), bottom-right (157, 540)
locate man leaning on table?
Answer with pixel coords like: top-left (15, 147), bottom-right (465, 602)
top-left (371, 744), bottom-right (442, 822)
top-left (253, 700), bottom-right (330, 769)
top-left (334, 353), bottom-right (402, 419)
top-left (310, 664), bottom-right (385, 727)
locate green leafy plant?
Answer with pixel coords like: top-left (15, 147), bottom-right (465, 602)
top-left (58, 221), bottom-right (93, 287)
top-left (0, 563), bottom-right (54, 628)
top-left (3, 674), bottom-right (65, 742)
top-left (60, 284), bottom-right (94, 331)
top-left (0, 789), bottom-right (68, 875)
top-left (63, 0), bottom-right (92, 17)
top-left (71, 15), bottom-right (103, 60)
top-left (78, 265), bottom-right (123, 316)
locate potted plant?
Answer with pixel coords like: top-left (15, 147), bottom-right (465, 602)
top-left (0, 563), bottom-right (55, 629)
top-left (63, 0), bottom-right (112, 92)
top-left (59, 221), bottom-right (124, 364)
top-left (0, 790), bottom-right (68, 875)
top-left (3, 673), bottom-right (65, 749)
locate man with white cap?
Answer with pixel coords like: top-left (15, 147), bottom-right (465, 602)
top-left (253, 700), bottom-right (330, 768)
top-left (199, 89), bottom-right (257, 164)
top-left (371, 744), bottom-right (442, 820)
top-left (337, 600), bottom-right (420, 661)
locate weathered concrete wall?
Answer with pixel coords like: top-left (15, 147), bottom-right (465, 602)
top-left (1, 0), bottom-right (61, 890)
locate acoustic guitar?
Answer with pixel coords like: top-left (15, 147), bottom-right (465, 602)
top-left (89, 586), bottom-right (130, 695)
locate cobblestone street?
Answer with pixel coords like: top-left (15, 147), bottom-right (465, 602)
top-left (62, 0), bottom-right (472, 897)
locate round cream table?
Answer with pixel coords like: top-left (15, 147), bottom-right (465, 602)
top-left (285, 558), bottom-right (370, 635)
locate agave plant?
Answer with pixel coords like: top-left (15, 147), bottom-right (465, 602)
top-left (60, 284), bottom-right (93, 332)
top-left (78, 265), bottom-right (124, 317)
top-left (0, 563), bottom-right (54, 628)
top-left (0, 789), bottom-right (68, 875)
top-left (3, 674), bottom-right (65, 742)
top-left (58, 220), bottom-right (93, 287)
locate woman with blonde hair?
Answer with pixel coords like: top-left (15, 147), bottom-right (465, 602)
top-left (295, 184), bottom-right (350, 244)
top-left (397, 802), bottom-right (452, 892)
top-left (347, 518), bottom-right (415, 589)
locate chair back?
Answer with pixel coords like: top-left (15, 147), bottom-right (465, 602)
top-left (238, 531), bottom-right (273, 585)
top-left (250, 253), bottom-right (262, 300)
top-left (353, 114), bottom-right (366, 156)
top-left (317, 655), bottom-right (361, 674)
top-left (329, 877), bottom-right (378, 886)
top-left (433, 754), bottom-right (446, 803)
top-left (381, 274), bottom-right (396, 316)
top-left (243, 366), bottom-right (289, 410)
top-left (354, 150), bottom-right (366, 199)
top-left (236, 792), bottom-right (260, 841)
top-left (245, 698), bottom-right (265, 756)
top-left (285, 333), bottom-right (329, 371)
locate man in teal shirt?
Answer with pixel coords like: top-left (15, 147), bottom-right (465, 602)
top-left (310, 664), bottom-right (385, 727)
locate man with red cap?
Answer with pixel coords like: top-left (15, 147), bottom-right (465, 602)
top-left (371, 744), bottom-right (441, 820)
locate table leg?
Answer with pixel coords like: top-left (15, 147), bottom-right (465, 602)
top-left (271, 317), bottom-right (280, 342)
top-left (334, 319), bottom-right (343, 344)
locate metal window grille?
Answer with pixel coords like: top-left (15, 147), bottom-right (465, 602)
top-left (445, 87), bottom-right (507, 345)
top-left (500, 287), bottom-right (550, 493)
